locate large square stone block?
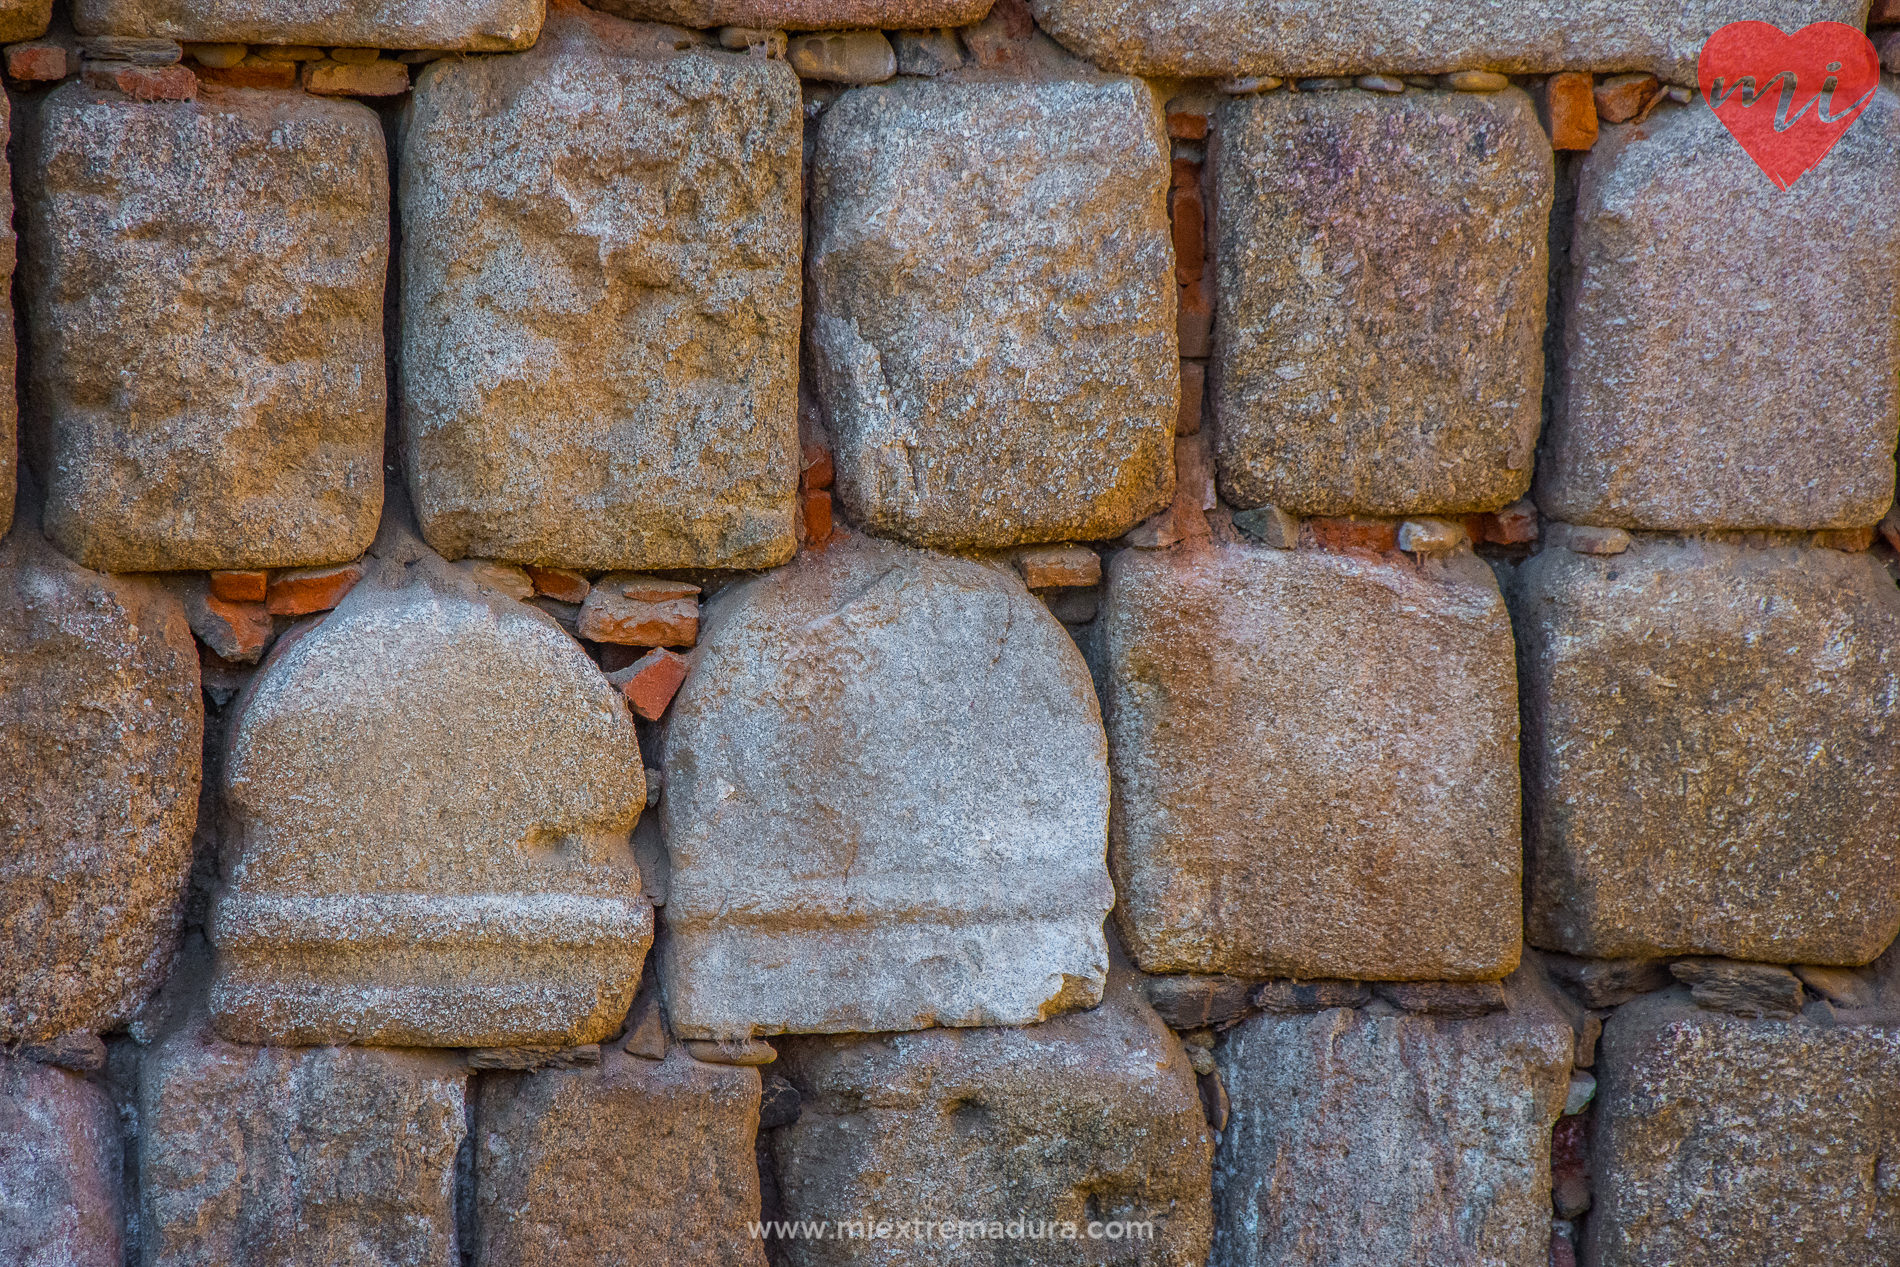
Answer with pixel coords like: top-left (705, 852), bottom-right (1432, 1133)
top-left (807, 74), bottom-right (1176, 550)
top-left (21, 85), bottom-right (387, 573)
top-left (1587, 991), bottom-right (1900, 1266)
top-left (210, 555), bottom-right (650, 1047)
top-left (140, 1014), bottom-right (467, 1267)
top-left (1213, 88), bottom-right (1551, 518)
top-left (1511, 536), bottom-right (1900, 964)
top-left (660, 533), bottom-right (1114, 1039)
top-left (771, 963), bottom-right (1212, 1266)
top-left (1538, 92), bottom-right (1900, 531)
top-left (400, 5), bottom-right (803, 571)
top-left (1099, 541), bottom-right (1522, 981)
top-left (1212, 967), bottom-right (1573, 1267)
top-left (1, 508), bottom-right (201, 1044)
top-left (475, 1046), bottom-right (766, 1266)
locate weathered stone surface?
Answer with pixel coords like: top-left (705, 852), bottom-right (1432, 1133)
top-left (210, 555), bottom-right (651, 1047)
top-left (1099, 541), bottom-right (1522, 981)
top-left (475, 1045), bottom-right (765, 1266)
top-left (1539, 91), bottom-right (1900, 531)
top-left (74, 0), bottom-right (539, 49)
top-left (587, 0), bottom-right (989, 30)
top-left (771, 963), bottom-right (1212, 1265)
top-left (400, 4), bottom-right (801, 571)
top-left (1587, 991), bottom-right (1900, 1266)
top-left (0, 1054), bottom-right (123, 1266)
top-left (1669, 960), bottom-right (1804, 1019)
top-left (140, 1010), bottom-right (467, 1267)
top-left (1511, 537), bottom-right (1900, 964)
top-left (0, 0), bottom-right (47, 42)
top-left (808, 74), bottom-right (1176, 550)
top-left (1213, 966), bottom-right (1573, 1267)
top-left (0, 513), bottom-right (201, 1044)
top-left (0, 90), bottom-right (12, 537)
top-left (1212, 88), bottom-right (1550, 518)
top-left (786, 29), bottom-right (894, 82)
top-left (21, 83), bottom-right (387, 573)
top-left (1024, 0), bottom-right (1861, 84)
top-left (661, 532), bottom-right (1113, 1039)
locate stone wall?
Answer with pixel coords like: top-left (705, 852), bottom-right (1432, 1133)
top-left (3, 1), bottom-right (1898, 1264)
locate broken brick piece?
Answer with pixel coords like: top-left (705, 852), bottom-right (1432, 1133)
top-left (801, 488), bottom-right (833, 548)
top-left (81, 60), bottom-right (196, 100)
top-left (1542, 71), bottom-right (1598, 150)
top-left (1302, 516), bottom-right (1399, 554)
top-left (609, 648), bottom-right (692, 721)
top-left (210, 570), bottom-right (268, 602)
top-left (1178, 360), bottom-right (1204, 437)
top-left (1465, 497), bottom-right (1539, 546)
top-left (579, 574), bottom-right (699, 646)
top-left (1593, 72), bottom-right (1659, 124)
top-left (1016, 545), bottom-right (1101, 590)
top-left (525, 565), bottom-right (590, 605)
top-left (800, 441), bottom-right (833, 492)
top-left (265, 562), bottom-right (365, 617)
top-left (1167, 111), bottom-right (1208, 140)
top-left (1172, 183), bottom-right (1206, 285)
top-left (194, 56), bottom-right (297, 89)
top-left (6, 42), bottom-right (70, 81)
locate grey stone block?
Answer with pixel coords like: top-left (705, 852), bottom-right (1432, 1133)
top-left (1539, 92), bottom-right (1900, 531)
top-left (808, 73), bottom-right (1177, 550)
top-left (1213, 88), bottom-right (1551, 517)
top-left (1511, 536), bottom-right (1900, 964)
top-left (401, 6), bottom-right (803, 571)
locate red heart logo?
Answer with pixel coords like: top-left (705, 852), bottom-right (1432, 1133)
top-left (1698, 21), bottom-right (1879, 190)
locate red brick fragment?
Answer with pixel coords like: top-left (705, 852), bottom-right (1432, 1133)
top-left (1171, 183), bottom-right (1205, 285)
top-left (1542, 72), bottom-right (1598, 151)
top-left (1593, 73), bottom-right (1658, 124)
top-left (1167, 111), bottom-right (1208, 140)
top-left (1550, 1234), bottom-right (1578, 1267)
top-left (1016, 546), bottom-right (1100, 590)
top-left (82, 61), bottom-right (197, 100)
top-left (196, 58), bottom-right (296, 89)
top-left (1464, 499), bottom-right (1539, 546)
top-left (1179, 279), bottom-right (1213, 358)
top-left (802, 489), bottom-right (834, 550)
top-left (579, 576), bottom-right (700, 647)
top-left (202, 595), bottom-right (274, 661)
top-left (612, 648), bottom-right (692, 721)
top-left (1302, 516), bottom-right (1399, 554)
top-left (6, 42), bottom-right (70, 82)
top-left (800, 442), bottom-right (834, 492)
top-left (209, 569), bottom-right (268, 602)
top-left (525, 565), bottom-right (590, 604)
top-left (1178, 361), bottom-right (1204, 437)
top-left (1873, 0), bottom-right (1900, 21)
top-left (266, 562), bottom-right (364, 617)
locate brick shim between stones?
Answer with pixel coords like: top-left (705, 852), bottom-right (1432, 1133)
top-left (2, 1), bottom-right (1898, 1265)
